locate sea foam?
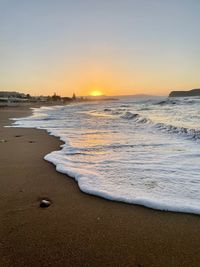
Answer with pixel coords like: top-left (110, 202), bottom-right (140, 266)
top-left (10, 97), bottom-right (200, 215)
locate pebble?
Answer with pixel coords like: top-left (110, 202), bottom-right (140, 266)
top-left (40, 199), bottom-right (51, 208)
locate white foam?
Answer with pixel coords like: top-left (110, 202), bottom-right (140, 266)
top-left (9, 97), bottom-right (200, 215)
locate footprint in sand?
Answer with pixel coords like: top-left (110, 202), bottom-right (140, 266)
top-left (14, 135), bottom-right (23, 138)
top-left (29, 140), bottom-right (35, 143)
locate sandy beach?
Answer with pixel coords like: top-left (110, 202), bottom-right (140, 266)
top-left (1, 106), bottom-right (200, 267)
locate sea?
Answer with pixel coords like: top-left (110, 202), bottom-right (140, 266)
top-left (10, 96), bottom-right (200, 215)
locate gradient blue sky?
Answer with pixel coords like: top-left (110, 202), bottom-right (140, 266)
top-left (0, 0), bottom-right (200, 96)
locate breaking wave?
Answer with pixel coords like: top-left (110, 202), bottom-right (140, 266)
top-left (9, 96), bottom-right (200, 215)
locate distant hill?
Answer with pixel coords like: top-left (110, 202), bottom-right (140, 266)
top-left (116, 94), bottom-right (160, 98)
top-left (169, 88), bottom-right (200, 97)
top-left (128, 94), bottom-right (156, 98)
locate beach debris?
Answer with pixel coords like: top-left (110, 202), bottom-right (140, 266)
top-left (0, 139), bottom-right (7, 143)
top-left (40, 199), bottom-right (51, 208)
top-left (15, 135), bottom-right (22, 137)
top-left (29, 140), bottom-right (35, 143)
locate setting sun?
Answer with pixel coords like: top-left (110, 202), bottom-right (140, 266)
top-left (90, 90), bottom-right (103, 97)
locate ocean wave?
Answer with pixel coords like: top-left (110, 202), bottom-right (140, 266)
top-left (8, 99), bottom-right (200, 216)
top-left (121, 112), bottom-right (139, 120)
top-left (155, 99), bottom-right (178, 105)
top-left (155, 97), bottom-right (200, 106)
top-left (120, 112), bottom-right (151, 124)
top-left (120, 111), bottom-right (200, 141)
top-left (44, 150), bottom-right (200, 215)
top-left (154, 123), bottom-right (200, 140)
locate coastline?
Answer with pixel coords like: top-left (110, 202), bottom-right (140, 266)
top-left (1, 106), bottom-right (200, 266)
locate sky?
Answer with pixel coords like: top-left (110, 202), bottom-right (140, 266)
top-left (0, 0), bottom-right (200, 96)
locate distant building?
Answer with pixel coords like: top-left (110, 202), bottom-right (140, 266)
top-left (0, 91), bottom-right (26, 98)
top-left (62, 97), bottom-right (72, 102)
top-left (52, 93), bottom-right (61, 101)
top-left (0, 91), bottom-right (30, 106)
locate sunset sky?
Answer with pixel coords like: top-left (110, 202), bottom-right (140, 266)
top-left (1, 0), bottom-right (200, 96)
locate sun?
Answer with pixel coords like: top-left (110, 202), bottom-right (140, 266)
top-left (90, 90), bottom-right (103, 97)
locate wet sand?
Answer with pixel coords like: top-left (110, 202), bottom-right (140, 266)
top-left (1, 106), bottom-right (200, 267)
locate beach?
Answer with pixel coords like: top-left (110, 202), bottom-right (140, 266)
top-left (1, 106), bottom-right (200, 267)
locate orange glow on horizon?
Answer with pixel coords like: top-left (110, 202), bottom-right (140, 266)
top-left (90, 90), bottom-right (103, 96)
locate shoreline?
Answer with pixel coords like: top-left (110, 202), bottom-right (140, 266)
top-left (1, 105), bottom-right (200, 266)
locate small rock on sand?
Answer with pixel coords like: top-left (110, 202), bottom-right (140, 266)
top-left (40, 199), bottom-right (51, 208)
